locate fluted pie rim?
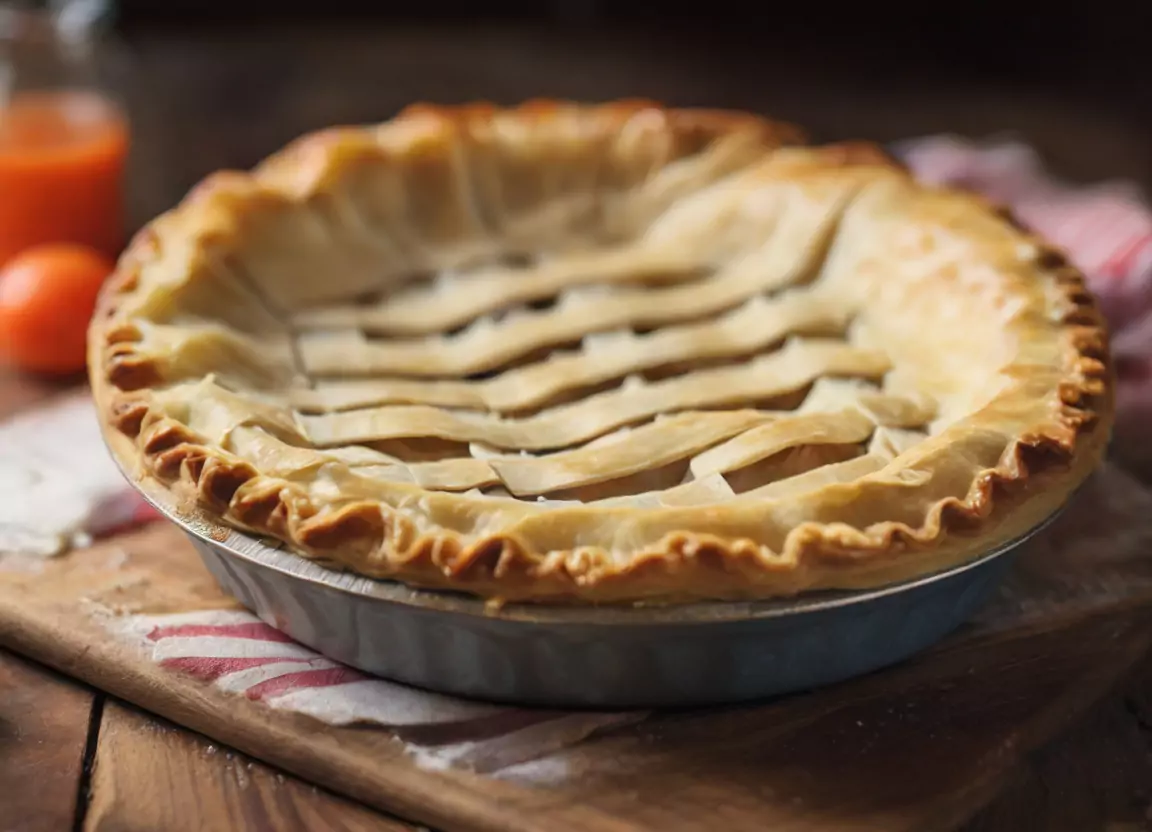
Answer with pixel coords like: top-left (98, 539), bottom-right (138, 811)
top-left (88, 100), bottom-right (1112, 604)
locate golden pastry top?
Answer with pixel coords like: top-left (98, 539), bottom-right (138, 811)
top-left (88, 101), bottom-right (1111, 603)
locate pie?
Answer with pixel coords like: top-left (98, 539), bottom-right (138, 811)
top-left (88, 100), bottom-right (1113, 604)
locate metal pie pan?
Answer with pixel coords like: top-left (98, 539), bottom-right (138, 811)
top-left (140, 482), bottom-right (1063, 708)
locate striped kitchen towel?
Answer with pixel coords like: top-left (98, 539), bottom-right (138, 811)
top-left (112, 608), bottom-right (644, 775)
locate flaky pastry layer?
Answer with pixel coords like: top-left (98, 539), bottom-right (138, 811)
top-left (89, 100), bottom-right (1112, 603)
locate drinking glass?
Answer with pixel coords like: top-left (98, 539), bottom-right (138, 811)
top-left (0, 0), bottom-right (128, 266)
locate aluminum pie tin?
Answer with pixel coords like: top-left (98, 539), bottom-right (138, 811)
top-left (134, 478), bottom-right (1064, 708)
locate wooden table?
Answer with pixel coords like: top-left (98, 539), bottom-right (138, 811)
top-left (4, 20), bottom-right (1152, 830)
top-left (0, 650), bottom-right (414, 832)
top-left (2, 566), bottom-right (1151, 832)
top-left (0, 656), bottom-right (1131, 832)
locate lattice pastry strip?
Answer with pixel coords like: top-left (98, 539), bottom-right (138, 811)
top-left (291, 150), bottom-right (868, 340)
top-left (222, 391), bottom-right (932, 508)
top-left (289, 289), bottom-right (853, 411)
top-left (688, 377), bottom-right (934, 474)
top-left (298, 339), bottom-right (891, 451)
top-left (293, 246), bottom-right (707, 335)
top-left (552, 427), bottom-right (928, 509)
top-left (185, 368), bottom-right (932, 505)
top-left (230, 411), bottom-right (771, 497)
top-left (590, 473), bottom-right (738, 508)
top-left (478, 410), bottom-right (768, 496)
top-left (736, 449), bottom-right (887, 502)
top-left (295, 248), bottom-right (838, 379)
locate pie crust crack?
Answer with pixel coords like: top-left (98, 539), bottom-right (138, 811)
top-left (89, 100), bottom-right (1112, 603)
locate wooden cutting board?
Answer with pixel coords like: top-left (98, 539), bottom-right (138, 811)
top-left (3, 467), bottom-right (1152, 832)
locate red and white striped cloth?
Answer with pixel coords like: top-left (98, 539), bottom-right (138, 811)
top-left (4, 135), bottom-right (1152, 763)
top-left (117, 609), bottom-right (502, 725)
top-left (113, 609), bottom-right (643, 775)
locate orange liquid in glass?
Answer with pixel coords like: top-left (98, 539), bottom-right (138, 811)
top-left (0, 90), bottom-right (128, 267)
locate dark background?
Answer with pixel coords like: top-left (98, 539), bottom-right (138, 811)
top-left (109, 2), bottom-right (1152, 83)
top-left (98, 4), bottom-right (1151, 229)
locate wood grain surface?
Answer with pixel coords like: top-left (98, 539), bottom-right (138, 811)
top-left (84, 702), bottom-right (412, 832)
top-left (962, 658), bottom-right (1152, 832)
top-left (9, 638), bottom-right (1147, 830)
top-left (0, 653), bottom-right (94, 832)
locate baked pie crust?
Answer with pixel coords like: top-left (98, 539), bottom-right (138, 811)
top-left (89, 100), bottom-right (1113, 603)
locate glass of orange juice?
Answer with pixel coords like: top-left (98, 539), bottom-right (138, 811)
top-left (0, 0), bottom-right (128, 267)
